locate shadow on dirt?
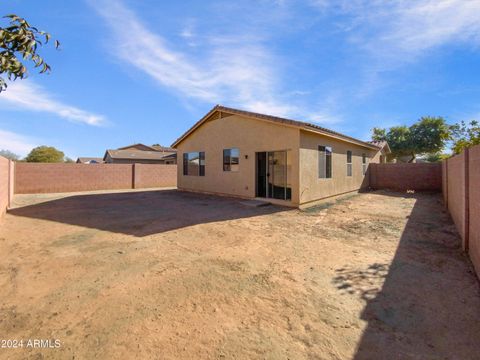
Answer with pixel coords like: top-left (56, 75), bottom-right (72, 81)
top-left (9, 190), bottom-right (289, 237)
top-left (332, 192), bottom-right (480, 359)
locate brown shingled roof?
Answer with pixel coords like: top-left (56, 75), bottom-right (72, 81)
top-left (104, 149), bottom-right (176, 161)
top-left (171, 105), bottom-right (380, 150)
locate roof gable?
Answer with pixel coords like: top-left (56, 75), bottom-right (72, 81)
top-left (171, 105), bottom-right (380, 150)
top-left (117, 143), bottom-right (157, 151)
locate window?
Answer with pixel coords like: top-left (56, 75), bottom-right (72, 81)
top-left (346, 150), bottom-right (352, 177)
top-left (318, 146), bottom-right (332, 178)
top-left (183, 151), bottom-right (205, 176)
top-left (223, 148), bottom-right (239, 171)
top-left (362, 153), bottom-right (368, 175)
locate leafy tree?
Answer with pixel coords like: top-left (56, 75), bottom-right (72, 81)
top-left (26, 146), bottom-right (64, 163)
top-left (372, 117), bottom-right (450, 162)
top-left (450, 120), bottom-right (480, 154)
top-left (423, 153), bottom-right (449, 163)
top-left (0, 14), bottom-right (59, 92)
top-left (64, 157), bottom-right (74, 163)
top-left (371, 127), bottom-right (387, 142)
top-left (410, 117), bottom-right (450, 156)
top-left (0, 149), bottom-right (20, 160)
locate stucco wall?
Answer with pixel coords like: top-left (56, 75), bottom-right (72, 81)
top-left (299, 131), bottom-right (375, 205)
top-left (15, 163), bottom-right (177, 194)
top-left (176, 114), bottom-right (301, 204)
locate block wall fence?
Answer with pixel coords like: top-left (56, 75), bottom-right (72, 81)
top-left (14, 163), bottom-right (177, 194)
top-left (369, 162), bottom-right (442, 191)
top-left (0, 156), bottom-right (14, 217)
top-left (443, 144), bottom-right (480, 279)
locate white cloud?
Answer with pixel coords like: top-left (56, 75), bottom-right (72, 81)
top-left (89, 0), bottom-right (340, 124)
top-left (314, 0), bottom-right (480, 61)
top-left (0, 129), bottom-right (39, 157)
top-left (0, 81), bottom-right (107, 126)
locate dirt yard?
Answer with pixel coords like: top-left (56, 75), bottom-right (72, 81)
top-left (0, 189), bottom-right (479, 359)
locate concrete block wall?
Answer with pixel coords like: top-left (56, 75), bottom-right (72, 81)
top-left (445, 153), bottom-right (466, 245)
top-left (14, 163), bottom-right (177, 194)
top-left (469, 146), bottom-right (480, 278)
top-left (133, 164), bottom-right (177, 189)
top-left (443, 144), bottom-right (480, 280)
top-left (369, 163), bottom-right (442, 191)
top-left (0, 156), bottom-right (11, 217)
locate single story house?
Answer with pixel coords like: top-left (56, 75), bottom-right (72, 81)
top-left (369, 140), bottom-right (391, 163)
top-left (76, 157), bottom-right (104, 164)
top-left (171, 105), bottom-right (390, 208)
top-left (103, 143), bottom-right (177, 164)
top-left (103, 149), bottom-right (176, 164)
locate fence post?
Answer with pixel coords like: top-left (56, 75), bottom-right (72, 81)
top-left (7, 160), bottom-right (14, 209)
top-left (132, 164), bottom-right (136, 189)
top-left (464, 148), bottom-right (470, 252)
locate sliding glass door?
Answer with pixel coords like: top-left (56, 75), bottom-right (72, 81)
top-left (256, 151), bottom-right (291, 201)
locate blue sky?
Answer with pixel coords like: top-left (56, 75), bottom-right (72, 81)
top-left (1, 0), bottom-right (480, 158)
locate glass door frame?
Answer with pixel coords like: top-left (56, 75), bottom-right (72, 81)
top-left (255, 150), bottom-right (290, 201)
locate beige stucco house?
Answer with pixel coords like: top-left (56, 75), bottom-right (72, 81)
top-left (172, 105), bottom-right (390, 208)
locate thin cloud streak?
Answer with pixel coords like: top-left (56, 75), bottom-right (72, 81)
top-left (0, 81), bottom-right (107, 126)
top-left (90, 0), bottom-right (342, 124)
top-left (0, 129), bottom-right (39, 156)
top-left (313, 0), bottom-right (480, 61)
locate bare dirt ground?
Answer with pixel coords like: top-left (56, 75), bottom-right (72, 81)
top-left (0, 189), bottom-right (479, 359)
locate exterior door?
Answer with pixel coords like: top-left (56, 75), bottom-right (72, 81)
top-left (256, 151), bottom-right (291, 200)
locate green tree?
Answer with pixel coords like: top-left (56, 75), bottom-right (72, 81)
top-left (371, 127), bottom-right (387, 142)
top-left (26, 146), bottom-right (64, 163)
top-left (450, 120), bottom-right (480, 154)
top-left (0, 14), bottom-right (59, 92)
top-left (64, 157), bottom-right (74, 163)
top-left (372, 117), bottom-right (450, 162)
top-left (0, 149), bottom-right (20, 160)
top-left (423, 153), bottom-right (449, 163)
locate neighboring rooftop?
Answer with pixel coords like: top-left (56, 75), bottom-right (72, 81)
top-left (368, 140), bottom-right (392, 154)
top-left (76, 157), bottom-right (104, 164)
top-left (104, 149), bottom-right (175, 161)
top-left (172, 105), bottom-right (380, 150)
top-left (151, 145), bottom-right (176, 152)
top-left (118, 143), bottom-right (176, 152)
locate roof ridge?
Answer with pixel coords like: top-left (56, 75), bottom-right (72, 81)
top-left (171, 105), bottom-right (380, 150)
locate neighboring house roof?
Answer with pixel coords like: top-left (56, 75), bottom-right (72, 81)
top-left (368, 140), bottom-right (392, 154)
top-left (76, 157), bottom-right (104, 164)
top-left (171, 105), bottom-right (380, 150)
top-left (117, 143), bottom-right (157, 151)
top-left (161, 153), bottom-right (177, 160)
top-left (151, 145), bottom-right (176, 152)
top-left (103, 149), bottom-right (176, 161)
top-left (117, 143), bottom-right (177, 152)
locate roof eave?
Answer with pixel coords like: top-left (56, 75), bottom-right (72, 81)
top-left (171, 105), bottom-right (379, 150)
